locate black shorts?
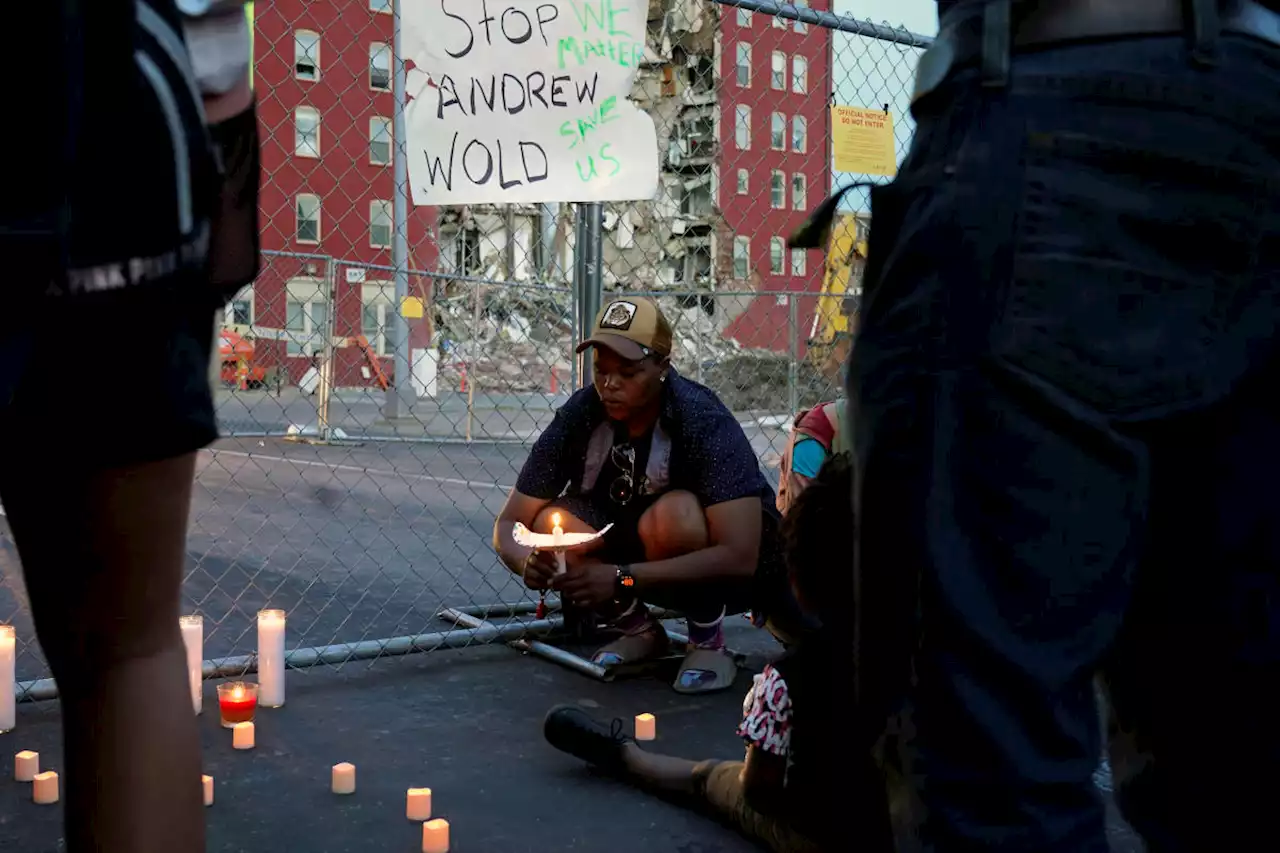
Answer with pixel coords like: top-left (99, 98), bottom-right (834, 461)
top-left (0, 292), bottom-right (219, 471)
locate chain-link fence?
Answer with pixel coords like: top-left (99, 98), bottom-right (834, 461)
top-left (0, 0), bottom-right (932, 699)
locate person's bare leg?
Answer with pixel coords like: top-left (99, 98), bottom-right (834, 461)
top-left (619, 742), bottom-right (701, 796)
top-left (1, 453), bottom-right (204, 853)
top-left (638, 490), bottom-right (709, 561)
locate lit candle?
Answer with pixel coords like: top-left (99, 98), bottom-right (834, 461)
top-left (0, 625), bottom-right (14, 733)
top-left (332, 762), bottom-right (356, 795)
top-left (33, 771), bottom-right (58, 805)
top-left (257, 609), bottom-right (286, 708)
top-left (406, 787), bottom-right (432, 821)
top-left (216, 682), bottom-right (258, 728)
top-left (202, 775), bottom-right (214, 806)
top-left (422, 818), bottom-right (450, 853)
top-left (551, 512), bottom-right (566, 575)
top-left (233, 721), bottom-right (255, 750)
top-left (14, 750), bottom-right (39, 782)
top-left (635, 713), bottom-right (656, 741)
top-left (179, 615), bottom-right (204, 714)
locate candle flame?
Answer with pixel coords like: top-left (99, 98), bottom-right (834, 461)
top-left (551, 512), bottom-right (562, 528)
top-left (232, 686), bottom-right (243, 700)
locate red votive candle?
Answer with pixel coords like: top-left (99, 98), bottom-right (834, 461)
top-left (216, 682), bottom-right (258, 729)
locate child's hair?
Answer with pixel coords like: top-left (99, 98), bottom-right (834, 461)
top-left (779, 452), bottom-right (855, 629)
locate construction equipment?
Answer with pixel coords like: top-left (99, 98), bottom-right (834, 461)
top-left (806, 212), bottom-right (868, 381)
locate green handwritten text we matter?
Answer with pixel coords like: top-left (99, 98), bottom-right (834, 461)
top-left (558, 0), bottom-right (644, 70)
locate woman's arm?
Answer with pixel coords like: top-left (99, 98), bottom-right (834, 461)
top-left (741, 745), bottom-right (789, 816)
top-left (493, 489), bottom-right (551, 575)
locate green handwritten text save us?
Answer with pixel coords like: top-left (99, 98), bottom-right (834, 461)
top-left (558, 0), bottom-right (644, 70)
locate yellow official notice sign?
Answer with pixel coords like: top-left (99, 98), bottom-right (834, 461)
top-left (831, 106), bottom-right (897, 177)
top-left (400, 296), bottom-right (425, 319)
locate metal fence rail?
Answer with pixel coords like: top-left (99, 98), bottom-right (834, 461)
top-left (0, 0), bottom-right (930, 700)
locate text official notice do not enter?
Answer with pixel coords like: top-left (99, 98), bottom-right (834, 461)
top-left (403, 0), bottom-right (660, 206)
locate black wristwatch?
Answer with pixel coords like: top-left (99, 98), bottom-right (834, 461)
top-left (614, 564), bottom-right (636, 599)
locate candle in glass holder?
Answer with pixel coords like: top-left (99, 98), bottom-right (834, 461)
top-left (406, 787), bottom-right (432, 821)
top-left (257, 609), bottom-right (286, 708)
top-left (33, 771), bottom-right (58, 805)
top-left (0, 625), bottom-right (15, 733)
top-left (422, 818), bottom-right (450, 853)
top-left (179, 615), bottom-right (204, 714)
top-left (331, 762), bottom-right (356, 795)
top-left (232, 721), bottom-right (255, 750)
top-left (14, 750), bottom-right (39, 782)
top-left (202, 775), bottom-right (214, 806)
top-left (635, 713), bottom-right (656, 741)
top-left (217, 682), bottom-right (258, 728)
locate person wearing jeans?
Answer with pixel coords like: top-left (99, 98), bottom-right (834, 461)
top-left (791, 0), bottom-right (1280, 849)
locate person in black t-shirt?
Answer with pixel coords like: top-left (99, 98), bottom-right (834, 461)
top-left (495, 297), bottom-right (810, 694)
top-left (543, 455), bottom-right (892, 852)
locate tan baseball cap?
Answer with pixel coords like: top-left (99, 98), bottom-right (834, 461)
top-left (575, 297), bottom-right (674, 361)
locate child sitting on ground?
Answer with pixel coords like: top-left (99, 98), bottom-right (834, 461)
top-left (543, 454), bottom-right (892, 852)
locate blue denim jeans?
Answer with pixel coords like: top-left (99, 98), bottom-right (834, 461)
top-left (850, 34), bottom-right (1280, 852)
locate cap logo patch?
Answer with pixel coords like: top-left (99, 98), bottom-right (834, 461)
top-left (600, 301), bottom-right (637, 331)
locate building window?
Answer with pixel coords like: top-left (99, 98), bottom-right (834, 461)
top-left (370, 200), bottom-right (392, 248)
top-left (452, 229), bottom-right (482, 275)
top-left (795, 0), bottom-right (809, 32)
top-left (362, 283), bottom-right (394, 357)
top-left (736, 169), bottom-right (749, 194)
top-left (792, 115), bottom-right (808, 152)
top-left (296, 193), bottom-right (320, 243)
top-left (792, 173), bottom-right (807, 210)
top-left (285, 281), bottom-right (328, 357)
top-left (771, 51), bottom-right (786, 90)
top-left (370, 0), bottom-right (391, 12)
top-left (771, 171), bottom-right (785, 209)
top-left (792, 56), bottom-right (808, 94)
top-left (370, 43), bottom-right (391, 91)
top-left (733, 236), bottom-right (750, 279)
top-left (737, 8), bottom-right (751, 26)
top-left (295, 30), bottom-right (319, 81)
top-left (772, 11), bottom-right (787, 28)
top-left (735, 43), bottom-right (751, 87)
top-left (369, 117), bottom-right (392, 165)
top-left (735, 105), bottom-right (751, 150)
top-left (770, 237), bottom-right (785, 275)
top-left (771, 112), bottom-right (786, 150)
top-left (224, 285), bottom-right (254, 327)
top-left (791, 248), bottom-right (807, 276)
top-left (295, 107), bottom-right (320, 157)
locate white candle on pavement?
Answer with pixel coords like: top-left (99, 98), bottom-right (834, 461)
top-left (635, 713), bottom-right (656, 741)
top-left (332, 762), bottom-right (356, 795)
top-left (551, 513), bottom-right (566, 575)
top-left (14, 750), bottom-right (39, 782)
top-left (406, 787), bottom-right (432, 821)
top-left (203, 775), bottom-right (214, 806)
top-left (179, 615), bottom-right (204, 714)
top-left (257, 609), bottom-right (286, 708)
top-left (33, 771), bottom-right (58, 805)
top-left (233, 721), bottom-right (255, 750)
top-left (422, 818), bottom-right (450, 853)
top-left (0, 625), bottom-right (15, 733)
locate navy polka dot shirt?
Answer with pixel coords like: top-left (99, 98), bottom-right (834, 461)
top-left (515, 370), bottom-right (779, 517)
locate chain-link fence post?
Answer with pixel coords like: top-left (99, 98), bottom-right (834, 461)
top-left (384, 0), bottom-right (413, 420)
top-left (788, 296), bottom-right (799, 417)
top-left (575, 203), bottom-right (604, 387)
top-left (313, 258), bottom-right (337, 443)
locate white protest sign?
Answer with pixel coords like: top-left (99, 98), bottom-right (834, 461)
top-left (403, 0), bottom-right (660, 205)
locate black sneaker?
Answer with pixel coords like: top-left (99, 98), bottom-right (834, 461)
top-left (543, 704), bottom-right (633, 774)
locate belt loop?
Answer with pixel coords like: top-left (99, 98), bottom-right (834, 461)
top-left (981, 0), bottom-right (1012, 88)
top-left (1186, 0), bottom-right (1222, 67)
